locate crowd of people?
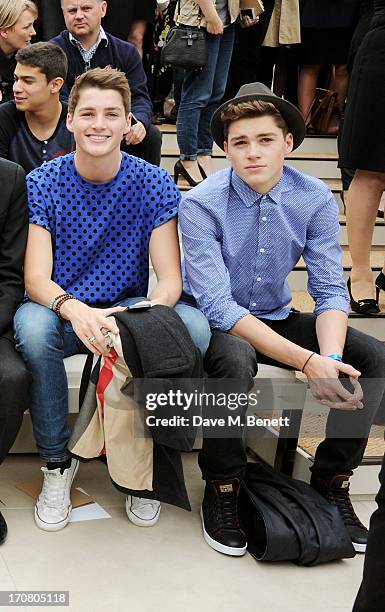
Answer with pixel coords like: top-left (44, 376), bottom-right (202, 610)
top-left (0, 1), bottom-right (384, 610)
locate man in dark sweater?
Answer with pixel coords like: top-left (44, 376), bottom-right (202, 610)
top-left (51, 0), bottom-right (162, 166)
top-left (0, 158), bottom-right (31, 545)
top-left (0, 42), bottom-right (74, 174)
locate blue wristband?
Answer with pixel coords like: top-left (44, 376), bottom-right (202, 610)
top-left (327, 354), bottom-right (343, 362)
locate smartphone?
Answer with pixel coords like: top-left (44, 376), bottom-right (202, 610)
top-left (126, 301), bottom-right (153, 311)
top-left (240, 8), bottom-right (259, 19)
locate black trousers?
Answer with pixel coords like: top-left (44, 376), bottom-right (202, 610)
top-left (200, 312), bottom-right (385, 481)
top-left (121, 124), bottom-right (162, 167)
top-left (353, 454), bottom-right (385, 612)
top-left (0, 337), bottom-right (31, 465)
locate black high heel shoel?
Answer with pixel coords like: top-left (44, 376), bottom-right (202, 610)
top-left (174, 160), bottom-right (202, 187)
top-left (375, 271), bottom-right (385, 304)
top-left (347, 277), bottom-right (380, 315)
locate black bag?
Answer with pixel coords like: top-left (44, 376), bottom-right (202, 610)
top-left (240, 462), bottom-right (356, 565)
top-left (160, 1), bottom-right (207, 69)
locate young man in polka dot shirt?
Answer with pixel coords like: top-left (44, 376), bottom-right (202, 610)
top-left (179, 82), bottom-right (385, 557)
top-left (14, 66), bottom-right (210, 532)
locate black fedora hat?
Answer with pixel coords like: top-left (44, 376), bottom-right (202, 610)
top-left (211, 82), bottom-right (306, 151)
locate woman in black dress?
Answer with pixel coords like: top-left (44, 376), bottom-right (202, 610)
top-left (298, 0), bottom-right (360, 119)
top-left (339, 0), bottom-right (385, 314)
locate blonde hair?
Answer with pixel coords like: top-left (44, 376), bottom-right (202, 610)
top-left (68, 67), bottom-right (131, 115)
top-left (0, 0), bottom-right (37, 30)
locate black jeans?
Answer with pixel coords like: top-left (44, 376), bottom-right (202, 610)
top-left (0, 337), bottom-right (31, 465)
top-left (200, 312), bottom-right (385, 481)
top-left (353, 455), bottom-right (385, 612)
top-left (121, 123), bottom-right (162, 167)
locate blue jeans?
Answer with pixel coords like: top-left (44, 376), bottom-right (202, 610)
top-left (176, 24), bottom-right (235, 160)
top-left (14, 298), bottom-right (210, 462)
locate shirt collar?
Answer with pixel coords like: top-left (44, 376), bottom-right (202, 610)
top-left (69, 26), bottom-right (108, 53)
top-left (230, 166), bottom-right (294, 207)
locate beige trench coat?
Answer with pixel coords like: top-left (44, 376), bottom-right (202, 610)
top-left (263, 0), bottom-right (301, 47)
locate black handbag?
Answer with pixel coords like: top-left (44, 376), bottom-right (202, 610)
top-left (160, 1), bottom-right (207, 69)
top-left (240, 462), bottom-right (356, 565)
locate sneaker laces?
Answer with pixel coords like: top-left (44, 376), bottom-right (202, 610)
top-left (323, 484), bottom-right (365, 529)
top-left (131, 497), bottom-right (159, 512)
top-left (215, 490), bottom-right (241, 531)
top-left (40, 468), bottom-right (67, 513)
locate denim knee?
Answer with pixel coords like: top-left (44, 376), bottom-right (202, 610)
top-left (174, 303), bottom-right (211, 356)
top-left (14, 302), bottom-right (63, 363)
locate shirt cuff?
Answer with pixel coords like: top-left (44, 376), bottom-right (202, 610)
top-left (314, 297), bottom-right (349, 316)
top-left (209, 302), bottom-right (250, 332)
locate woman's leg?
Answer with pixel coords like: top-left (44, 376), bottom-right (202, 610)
top-left (346, 170), bottom-right (385, 300)
top-left (297, 64), bottom-right (322, 119)
top-left (197, 25), bottom-right (236, 176)
top-left (331, 63), bottom-right (349, 112)
top-left (176, 33), bottom-right (222, 182)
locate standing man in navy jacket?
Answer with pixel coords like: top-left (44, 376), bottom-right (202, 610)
top-left (51, 0), bottom-right (161, 166)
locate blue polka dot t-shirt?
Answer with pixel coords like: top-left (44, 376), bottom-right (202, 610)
top-left (27, 152), bottom-right (180, 304)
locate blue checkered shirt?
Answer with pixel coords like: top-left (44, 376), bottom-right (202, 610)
top-left (69, 27), bottom-right (108, 70)
top-left (180, 165), bottom-right (349, 331)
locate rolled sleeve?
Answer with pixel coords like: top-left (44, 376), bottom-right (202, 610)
top-left (153, 171), bottom-right (180, 229)
top-left (26, 171), bottom-right (51, 232)
top-left (180, 197), bottom-right (249, 331)
top-left (303, 193), bottom-right (349, 315)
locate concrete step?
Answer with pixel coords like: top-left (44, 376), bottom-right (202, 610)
top-left (289, 247), bottom-right (385, 291)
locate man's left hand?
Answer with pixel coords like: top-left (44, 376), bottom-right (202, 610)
top-left (125, 121), bottom-right (146, 145)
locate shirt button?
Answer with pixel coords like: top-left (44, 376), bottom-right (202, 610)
top-left (44, 140), bottom-right (48, 144)
top-left (256, 277), bottom-right (262, 282)
top-left (251, 302), bottom-right (257, 307)
top-left (260, 248), bottom-right (265, 253)
top-left (261, 216), bottom-right (267, 221)
top-left (42, 149), bottom-right (47, 154)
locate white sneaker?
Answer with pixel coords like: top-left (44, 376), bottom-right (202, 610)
top-left (35, 459), bottom-right (79, 531)
top-left (125, 495), bottom-right (161, 527)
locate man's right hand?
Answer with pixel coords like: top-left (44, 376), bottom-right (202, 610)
top-left (206, 14), bottom-right (224, 34)
top-left (303, 353), bottom-right (364, 411)
top-left (60, 300), bottom-right (126, 355)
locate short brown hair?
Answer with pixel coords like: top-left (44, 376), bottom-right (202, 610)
top-left (221, 100), bottom-right (289, 141)
top-left (16, 42), bottom-right (67, 82)
top-left (68, 66), bottom-right (131, 115)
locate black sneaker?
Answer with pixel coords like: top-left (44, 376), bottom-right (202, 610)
top-left (201, 478), bottom-right (247, 556)
top-left (311, 474), bottom-right (368, 553)
top-left (0, 511), bottom-right (7, 545)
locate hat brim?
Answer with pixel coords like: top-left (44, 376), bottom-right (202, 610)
top-left (211, 93), bottom-right (306, 151)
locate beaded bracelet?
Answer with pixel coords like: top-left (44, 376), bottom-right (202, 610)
top-left (54, 294), bottom-right (76, 319)
top-left (49, 293), bottom-right (67, 312)
top-left (301, 351), bottom-right (316, 373)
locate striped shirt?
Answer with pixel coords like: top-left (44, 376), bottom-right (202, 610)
top-left (179, 165), bottom-right (349, 331)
